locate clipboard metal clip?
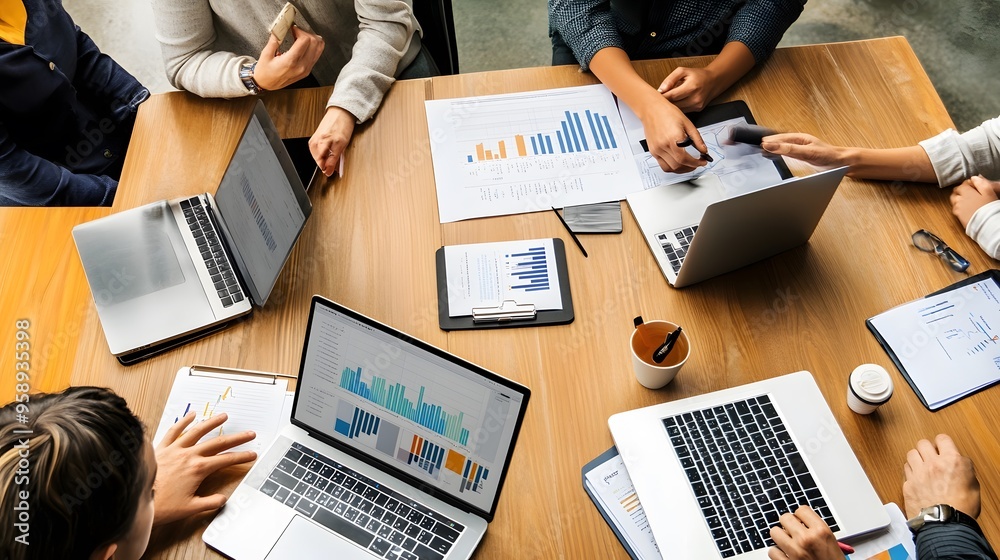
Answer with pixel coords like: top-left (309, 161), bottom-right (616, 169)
top-left (472, 300), bottom-right (536, 323)
top-left (189, 364), bottom-right (296, 384)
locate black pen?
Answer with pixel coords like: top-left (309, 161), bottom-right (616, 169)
top-left (551, 207), bottom-right (588, 258)
top-left (676, 137), bottom-right (714, 162)
top-left (653, 327), bottom-right (683, 363)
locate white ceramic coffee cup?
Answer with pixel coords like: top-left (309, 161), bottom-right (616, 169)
top-left (847, 364), bottom-right (893, 414)
top-left (630, 320), bottom-right (690, 389)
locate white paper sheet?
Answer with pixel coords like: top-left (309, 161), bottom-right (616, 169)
top-left (153, 367), bottom-right (289, 453)
top-left (868, 278), bottom-right (1000, 408)
top-left (425, 85), bottom-right (643, 223)
top-left (845, 503), bottom-right (916, 560)
top-left (443, 239), bottom-right (563, 317)
top-left (617, 105), bottom-right (784, 197)
top-left (584, 453), bottom-right (662, 560)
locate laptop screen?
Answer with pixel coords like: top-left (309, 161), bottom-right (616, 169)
top-left (293, 298), bottom-right (529, 518)
top-left (214, 105), bottom-right (311, 305)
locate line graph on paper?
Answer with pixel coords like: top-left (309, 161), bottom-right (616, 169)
top-left (922, 282), bottom-right (1000, 361)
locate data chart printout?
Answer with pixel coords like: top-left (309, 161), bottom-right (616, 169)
top-left (868, 278), bottom-right (1000, 408)
top-left (618, 104), bottom-right (784, 196)
top-left (153, 367), bottom-right (289, 454)
top-left (425, 85), bottom-right (642, 223)
top-left (443, 239), bottom-right (563, 317)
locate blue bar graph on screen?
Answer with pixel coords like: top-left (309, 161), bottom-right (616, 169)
top-left (506, 246), bottom-right (550, 292)
top-left (334, 405), bottom-right (382, 439)
top-left (339, 366), bottom-right (471, 446)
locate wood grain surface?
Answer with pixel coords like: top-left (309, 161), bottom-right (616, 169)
top-left (2, 37), bottom-right (995, 559)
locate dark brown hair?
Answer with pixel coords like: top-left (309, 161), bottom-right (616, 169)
top-left (0, 386), bottom-right (149, 559)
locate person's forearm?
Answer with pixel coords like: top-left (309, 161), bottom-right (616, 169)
top-left (842, 145), bottom-right (938, 182)
top-left (703, 41), bottom-right (756, 96)
top-left (589, 47), bottom-right (664, 120)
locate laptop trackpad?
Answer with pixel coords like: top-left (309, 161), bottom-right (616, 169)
top-left (266, 516), bottom-right (366, 559)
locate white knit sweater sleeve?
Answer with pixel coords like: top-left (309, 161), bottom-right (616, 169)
top-left (150, 0), bottom-right (255, 98)
top-left (966, 200), bottom-right (1000, 260)
top-left (918, 116), bottom-right (1000, 187)
top-left (328, 0), bottom-right (416, 122)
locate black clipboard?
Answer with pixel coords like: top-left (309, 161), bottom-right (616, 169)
top-left (435, 238), bottom-right (574, 330)
top-left (866, 269), bottom-right (1000, 411)
top-left (582, 446), bottom-right (644, 560)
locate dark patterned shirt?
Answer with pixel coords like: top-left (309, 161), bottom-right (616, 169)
top-left (917, 524), bottom-right (999, 560)
top-left (549, 0), bottom-right (805, 69)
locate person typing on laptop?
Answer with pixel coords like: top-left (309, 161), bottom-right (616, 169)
top-left (760, 117), bottom-right (1000, 260)
top-left (0, 387), bottom-right (256, 560)
top-left (768, 434), bottom-right (997, 560)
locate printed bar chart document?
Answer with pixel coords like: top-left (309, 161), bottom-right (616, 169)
top-left (583, 447), bottom-right (662, 560)
top-left (443, 239), bottom-right (563, 317)
top-left (618, 104), bottom-right (784, 196)
top-left (153, 367), bottom-right (289, 453)
top-left (867, 275), bottom-right (1000, 409)
top-left (425, 85), bottom-right (642, 223)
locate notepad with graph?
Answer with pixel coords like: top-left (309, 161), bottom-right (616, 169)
top-left (152, 366), bottom-right (290, 453)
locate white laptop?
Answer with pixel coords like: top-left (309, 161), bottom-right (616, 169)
top-left (609, 371), bottom-right (889, 559)
top-left (72, 101), bottom-right (312, 363)
top-left (627, 167), bottom-right (848, 288)
top-left (204, 296), bottom-right (531, 560)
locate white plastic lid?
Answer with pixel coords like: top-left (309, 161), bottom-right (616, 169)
top-left (850, 364), bottom-right (894, 404)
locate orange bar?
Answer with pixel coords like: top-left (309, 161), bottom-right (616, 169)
top-left (484, 149), bottom-right (493, 159)
top-left (409, 434), bottom-right (420, 454)
top-left (445, 449), bottom-right (466, 475)
top-left (515, 135), bottom-right (527, 156)
top-left (469, 462), bottom-right (478, 481)
top-left (476, 143), bottom-right (485, 161)
top-left (498, 141), bottom-right (507, 159)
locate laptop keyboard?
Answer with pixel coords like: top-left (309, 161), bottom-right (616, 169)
top-left (662, 395), bottom-right (838, 558)
top-left (179, 197), bottom-right (244, 308)
top-left (656, 225), bottom-right (698, 274)
top-left (261, 442), bottom-right (465, 560)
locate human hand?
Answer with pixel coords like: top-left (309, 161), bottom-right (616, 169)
top-left (903, 434), bottom-right (981, 519)
top-left (639, 97), bottom-right (709, 173)
top-left (309, 106), bottom-right (356, 177)
top-left (761, 133), bottom-right (849, 168)
top-left (768, 506), bottom-right (844, 560)
top-left (152, 412), bottom-right (257, 526)
top-left (658, 66), bottom-right (721, 113)
top-left (950, 176), bottom-right (1000, 230)
top-left (253, 25), bottom-right (325, 91)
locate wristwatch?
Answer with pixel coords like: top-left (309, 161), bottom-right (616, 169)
top-left (906, 504), bottom-right (984, 537)
top-left (239, 63), bottom-right (263, 95)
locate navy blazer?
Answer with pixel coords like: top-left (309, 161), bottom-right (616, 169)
top-left (0, 0), bottom-right (149, 206)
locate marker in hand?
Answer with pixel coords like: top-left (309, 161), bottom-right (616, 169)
top-left (676, 136), bottom-right (713, 162)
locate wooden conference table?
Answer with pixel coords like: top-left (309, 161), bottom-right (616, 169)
top-left (4, 36), bottom-right (999, 558)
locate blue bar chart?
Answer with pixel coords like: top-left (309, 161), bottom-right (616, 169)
top-left (465, 109), bottom-right (619, 162)
top-left (505, 246), bottom-right (549, 292)
top-left (340, 365), bottom-right (471, 446)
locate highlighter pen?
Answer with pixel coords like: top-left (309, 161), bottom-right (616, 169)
top-left (676, 137), bottom-right (714, 162)
top-left (837, 541), bottom-right (855, 555)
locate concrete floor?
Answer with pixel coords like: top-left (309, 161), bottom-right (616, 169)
top-left (66, 0), bottom-right (998, 131)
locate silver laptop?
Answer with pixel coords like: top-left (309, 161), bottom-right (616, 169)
top-left (204, 296), bottom-right (530, 560)
top-left (72, 101), bottom-right (312, 361)
top-left (609, 371), bottom-right (889, 559)
top-left (627, 167), bottom-right (848, 288)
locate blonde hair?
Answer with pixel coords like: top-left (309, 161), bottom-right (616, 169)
top-left (0, 387), bottom-right (148, 559)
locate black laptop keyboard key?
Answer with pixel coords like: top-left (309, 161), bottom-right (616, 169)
top-left (181, 197), bottom-right (244, 306)
top-left (262, 443), bottom-right (465, 558)
top-left (313, 507), bottom-right (375, 549)
top-left (414, 543), bottom-right (444, 560)
top-left (663, 395), bottom-right (835, 557)
top-left (431, 522), bottom-right (460, 543)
